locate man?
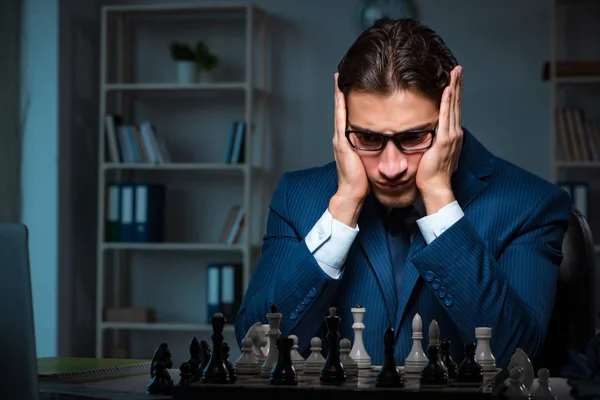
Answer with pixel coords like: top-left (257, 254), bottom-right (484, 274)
top-left (234, 18), bottom-right (571, 368)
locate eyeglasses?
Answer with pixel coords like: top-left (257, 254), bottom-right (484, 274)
top-left (345, 124), bottom-right (437, 152)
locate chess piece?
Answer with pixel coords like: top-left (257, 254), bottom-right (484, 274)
top-left (419, 343), bottom-right (449, 388)
top-left (234, 337), bottom-right (261, 375)
top-left (454, 342), bottom-right (484, 386)
top-left (261, 304), bottom-right (282, 377)
top-left (504, 366), bottom-right (531, 397)
top-left (245, 322), bottom-right (267, 364)
top-left (178, 362), bottom-right (193, 386)
top-left (440, 339), bottom-right (458, 380)
top-left (508, 347), bottom-right (534, 391)
top-left (223, 342), bottom-right (237, 384)
top-left (404, 313), bottom-right (428, 373)
top-left (304, 337), bottom-right (326, 374)
top-left (187, 337), bottom-right (202, 382)
top-left (202, 312), bottom-right (230, 384)
top-left (349, 305), bottom-right (372, 371)
top-left (428, 320), bottom-right (440, 347)
top-left (150, 342), bottom-right (174, 377)
top-left (375, 326), bottom-right (403, 388)
top-left (474, 327), bottom-right (496, 372)
top-left (339, 338), bottom-right (358, 378)
top-left (270, 337), bottom-right (298, 386)
top-left (531, 368), bottom-right (557, 399)
top-left (289, 334), bottom-right (305, 373)
top-left (146, 361), bottom-right (174, 394)
top-left (200, 340), bottom-right (212, 371)
top-left (320, 307), bottom-right (346, 384)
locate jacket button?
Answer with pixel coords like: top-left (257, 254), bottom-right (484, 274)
top-left (302, 296), bottom-right (311, 305)
top-left (432, 279), bottom-right (441, 290)
top-left (296, 304), bottom-right (305, 313)
top-left (290, 311), bottom-right (299, 320)
top-left (438, 287), bottom-right (447, 298)
top-left (424, 271), bottom-right (435, 282)
top-left (308, 287), bottom-right (317, 298)
top-left (443, 295), bottom-right (454, 307)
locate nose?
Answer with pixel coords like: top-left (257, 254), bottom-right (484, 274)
top-left (378, 140), bottom-right (408, 180)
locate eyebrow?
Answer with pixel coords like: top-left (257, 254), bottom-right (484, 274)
top-left (348, 122), bottom-right (435, 133)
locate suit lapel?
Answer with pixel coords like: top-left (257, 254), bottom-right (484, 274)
top-left (358, 195), bottom-right (396, 326)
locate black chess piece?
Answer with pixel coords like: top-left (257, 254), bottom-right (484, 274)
top-left (455, 342), bottom-right (484, 386)
top-left (202, 312), bottom-right (230, 384)
top-left (150, 342), bottom-right (173, 377)
top-left (146, 361), bottom-right (174, 394)
top-left (222, 342), bottom-right (237, 384)
top-left (320, 307), bottom-right (347, 384)
top-left (188, 336), bottom-right (202, 382)
top-left (375, 326), bottom-right (404, 388)
top-left (440, 339), bottom-right (458, 380)
top-left (200, 339), bottom-right (212, 371)
top-left (419, 343), bottom-right (449, 387)
top-left (270, 337), bottom-right (298, 386)
top-left (178, 362), bottom-right (193, 386)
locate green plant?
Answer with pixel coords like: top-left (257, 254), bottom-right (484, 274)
top-left (195, 41), bottom-right (219, 71)
top-left (169, 42), bottom-right (195, 61)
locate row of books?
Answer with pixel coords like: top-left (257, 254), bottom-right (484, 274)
top-left (105, 183), bottom-right (166, 242)
top-left (104, 114), bottom-right (172, 164)
top-left (206, 263), bottom-right (243, 324)
top-left (558, 181), bottom-right (589, 218)
top-left (555, 108), bottom-right (600, 162)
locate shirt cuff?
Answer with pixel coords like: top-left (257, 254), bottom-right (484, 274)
top-left (416, 200), bottom-right (464, 245)
top-left (305, 209), bottom-right (359, 279)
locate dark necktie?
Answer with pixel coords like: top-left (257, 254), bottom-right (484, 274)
top-left (385, 207), bottom-right (418, 302)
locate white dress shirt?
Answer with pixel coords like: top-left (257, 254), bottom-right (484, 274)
top-left (304, 201), bottom-right (464, 279)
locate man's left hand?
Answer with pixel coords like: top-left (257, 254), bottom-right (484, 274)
top-left (416, 65), bottom-right (463, 215)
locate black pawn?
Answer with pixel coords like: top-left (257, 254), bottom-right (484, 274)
top-left (188, 336), bottom-right (202, 382)
top-left (270, 337), bottom-right (298, 386)
top-left (200, 340), bottom-right (212, 371)
top-left (375, 326), bottom-right (403, 388)
top-left (201, 312), bottom-right (229, 384)
top-left (178, 362), bottom-right (193, 386)
top-left (320, 307), bottom-right (346, 384)
top-left (455, 342), bottom-right (484, 385)
top-left (222, 342), bottom-right (237, 384)
top-left (440, 339), bottom-right (458, 380)
top-left (419, 344), bottom-right (448, 387)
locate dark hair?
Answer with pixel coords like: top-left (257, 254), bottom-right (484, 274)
top-left (337, 18), bottom-right (457, 106)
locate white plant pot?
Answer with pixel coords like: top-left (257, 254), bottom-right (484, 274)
top-left (176, 61), bottom-right (196, 84)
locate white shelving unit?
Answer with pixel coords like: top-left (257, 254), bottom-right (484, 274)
top-left (94, 2), bottom-right (268, 358)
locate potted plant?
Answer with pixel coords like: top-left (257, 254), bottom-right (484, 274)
top-left (169, 42), bottom-right (196, 84)
top-left (195, 41), bottom-right (219, 82)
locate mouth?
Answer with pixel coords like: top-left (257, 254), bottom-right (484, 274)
top-left (378, 179), bottom-right (410, 191)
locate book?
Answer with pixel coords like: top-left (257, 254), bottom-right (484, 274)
top-left (37, 357), bottom-right (151, 383)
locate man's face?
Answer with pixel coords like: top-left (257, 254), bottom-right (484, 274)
top-left (345, 89), bottom-right (439, 209)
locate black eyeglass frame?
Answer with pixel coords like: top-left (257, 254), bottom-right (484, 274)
top-left (344, 123), bottom-right (438, 152)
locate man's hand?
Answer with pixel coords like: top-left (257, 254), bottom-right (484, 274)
top-left (329, 72), bottom-right (370, 228)
top-left (416, 65), bottom-right (464, 215)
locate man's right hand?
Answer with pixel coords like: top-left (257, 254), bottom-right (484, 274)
top-left (329, 72), bottom-right (369, 228)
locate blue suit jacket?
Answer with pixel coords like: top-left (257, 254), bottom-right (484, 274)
top-left (234, 129), bottom-right (571, 368)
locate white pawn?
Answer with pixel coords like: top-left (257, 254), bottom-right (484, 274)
top-left (349, 305), bottom-right (372, 371)
top-left (339, 338), bottom-right (358, 378)
top-left (504, 366), bottom-right (530, 397)
top-left (531, 368), bottom-right (557, 399)
top-left (234, 337), bottom-right (261, 375)
top-left (404, 313), bottom-right (428, 373)
top-left (260, 306), bottom-right (282, 377)
top-left (474, 327), bottom-right (496, 372)
top-left (428, 319), bottom-right (440, 348)
top-left (288, 334), bottom-right (305, 373)
top-left (303, 337), bottom-right (326, 375)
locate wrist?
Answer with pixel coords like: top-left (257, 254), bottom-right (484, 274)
top-left (328, 192), bottom-right (364, 228)
top-left (420, 186), bottom-right (455, 215)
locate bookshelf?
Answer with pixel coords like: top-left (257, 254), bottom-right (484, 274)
top-left (548, 0), bottom-right (600, 330)
top-left (95, 2), bottom-right (268, 358)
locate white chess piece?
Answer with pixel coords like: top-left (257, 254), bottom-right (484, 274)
top-left (428, 319), bottom-right (440, 348)
top-left (244, 322), bottom-right (267, 364)
top-left (531, 368), bottom-right (557, 399)
top-left (234, 337), bottom-right (261, 375)
top-left (474, 327), bottom-right (496, 372)
top-left (504, 366), bottom-right (531, 397)
top-left (260, 306), bottom-right (281, 377)
top-left (349, 305), bottom-right (371, 370)
top-left (508, 348), bottom-right (535, 391)
top-left (340, 338), bottom-right (358, 378)
top-left (288, 334), bottom-right (305, 372)
top-left (303, 337), bottom-right (326, 374)
top-left (404, 313), bottom-right (428, 373)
